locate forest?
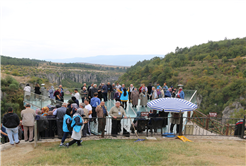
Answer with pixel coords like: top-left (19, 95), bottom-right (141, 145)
top-left (118, 37), bottom-right (246, 116)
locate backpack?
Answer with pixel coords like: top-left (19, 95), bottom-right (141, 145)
top-left (66, 118), bottom-right (73, 132)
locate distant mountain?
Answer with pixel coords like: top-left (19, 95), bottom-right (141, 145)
top-left (46, 55), bottom-right (163, 66)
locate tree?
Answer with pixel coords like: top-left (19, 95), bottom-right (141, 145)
top-left (203, 55), bottom-right (212, 62)
top-left (243, 69), bottom-right (246, 78)
top-left (222, 56), bottom-right (228, 63)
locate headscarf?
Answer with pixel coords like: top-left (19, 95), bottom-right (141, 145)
top-left (36, 108), bottom-right (40, 115)
top-left (42, 107), bottom-right (49, 116)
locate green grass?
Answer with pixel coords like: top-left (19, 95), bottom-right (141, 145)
top-left (5, 139), bottom-right (245, 166)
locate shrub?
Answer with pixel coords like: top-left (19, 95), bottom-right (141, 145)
top-left (191, 61), bottom-right (195, 66)
top-left (9, 84), bottom-right (18, 90)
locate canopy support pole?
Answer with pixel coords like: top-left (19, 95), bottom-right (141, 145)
top-left (179, 110), bottom-right (183, 136)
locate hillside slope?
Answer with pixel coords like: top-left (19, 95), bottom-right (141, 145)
top-left (118, 37), bottom-right (246, 116)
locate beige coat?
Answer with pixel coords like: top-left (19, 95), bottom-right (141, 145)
top-left (170, 112), bottom-right (183, 124)
top-left (96, 105), bottom-right (108, 118)
top-left (109, 106), bottom-right (126, 118)
top-left (21, 107), bottom-right (36, 126)
top-left (140, 92), bottom-right (148, 106)
top-left (131, 91), bottom-right (139, 106)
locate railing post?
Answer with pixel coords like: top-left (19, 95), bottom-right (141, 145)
top-left (225, 123), bottom-right (229, 136)
top-left (34, 120), bottom-right (37, 148)
top-left (205, 115), bottom-right (209, 130)
top-left (179, 111), bottom-right (183, 136)
top-left (241, 116), bottom-right (245, 139)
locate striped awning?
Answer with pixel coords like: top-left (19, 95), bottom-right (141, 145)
top-left (147, 98), bottom-right (197, 112)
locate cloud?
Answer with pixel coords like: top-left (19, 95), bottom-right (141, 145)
top-left (1, 0), bottom-right (246, 60)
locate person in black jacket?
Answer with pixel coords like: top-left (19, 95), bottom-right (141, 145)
top-left (2, 107), bottom-right (20, 145)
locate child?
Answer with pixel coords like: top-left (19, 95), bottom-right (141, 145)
top-left (60, 108), bottom-right (73, 146)
top-left (65, 111), bottom-right (84, 147)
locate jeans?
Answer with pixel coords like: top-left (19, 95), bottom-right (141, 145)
top-left (61, 132), bottom-right (71, 143)
top-left (6, 127), bottom-right (19, 145)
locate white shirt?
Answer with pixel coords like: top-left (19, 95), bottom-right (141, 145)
top-left (115, 85), bottom-right (121, 90)
top-left (74, 92), bottom-right (81, 100)
top-left (24, 86), bottom-right (31, 96)
top-left (85, 104), bottom-right (92, 118)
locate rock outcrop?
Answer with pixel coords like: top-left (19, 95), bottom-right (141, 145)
top-left (34, 71), bottom-right (120, 85)
top-left (222, 101), bottom-right (244, 123)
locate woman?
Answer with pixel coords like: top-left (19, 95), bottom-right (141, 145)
top-left (140, 89), bottom-right (148, 107)
top-left (34, 83), bottom-right (41, 100)
top-left (131, 88), bottom-right (139, 108)
top-left (114, 90), bottom-right (121, 102)
top-left (65, 111), bottom-right (84, 147)
top-left (60, 108), bottom-right (73, 146)
top-left (160, 88), bottom-right (165, 98)
top-left (118, 88), bottom-right (129, 109)
top-left (41, 107), bottom-right (49, 116)
top-left (176, 87), bottom-right (185, 99)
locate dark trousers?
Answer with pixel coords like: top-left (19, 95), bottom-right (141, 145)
top-left (111, 119), bottom-right (121, 135)
top-left (102, 93), bottom-right (107, 102)
top-left (61, 132), bottom-right (71, 143)
top-left (128, 92), bottom-right (132, 101)
top-left (68, 139), bottom-right (81, 146)
top-left (98, 117), bottom-right (106, 137)
top-left (92, 107), bottom-right (97, 123)
top-left (81, 97), bottom-right (85, 103)
top-left (170, 123), bottom-right (180, 134)
top-left (122, 101), bottom-right (127, 109)
top-left (115, 99), bottom-right (121, 103)
top-left (82, 123), bottom-right (88, 137)
top-left (57, 120), bottom-right (63, 139)
top-left (148, 93), bottom-right (152, 100)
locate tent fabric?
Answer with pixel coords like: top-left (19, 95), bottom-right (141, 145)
top-left (147, 98), bottom-right (197, 112)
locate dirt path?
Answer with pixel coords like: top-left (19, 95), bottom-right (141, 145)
top-left (1, 143), bottom-right (34, 165)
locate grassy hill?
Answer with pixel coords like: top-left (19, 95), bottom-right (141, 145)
top-left (118, 37), bottom-right (246, 116)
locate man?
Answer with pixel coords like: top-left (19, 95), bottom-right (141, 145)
top-left (128, 84), bottom-right (134, 102)
top-left (176, 87), bottom-right (185, 99)
top-left (80, 87), bottom-right (88, 103)
top-left (87, 83), bottom-right (93, 92)
top-left (115, 82), bottom-right (121, 90)
top-left (109, 101), bottom-right (127, 137)
top-left (90, 84), bottom-right (98, 100)
top-left (90, 93), bottom-right (101, 123)
top-left (74, 89), bottom-right (81, 101)
top-left (111, 83), bottom-right (116, 100)
top-left (102, 83), bottom-right (108, 102)
top-left (2, 107), bottom-right (20, 145)
top-left (156, 83), bottom-right (160, 90)
top-left (21, 104), bottom-right (36, 142)
top-left (59, 85), bottom-right (64, 101)
top-left (121, 84), bottom-right (125, 91)
top-left (150, 87), bottom-right (158, 100)
top-left (147, 83), bottom-right (152, 100)
top-left (107, 82), bottom-right (112, 100)
top-left (55, 103), bottom-right (67, 139)
top-left (84, 99), bottom-right (92, 135)
top-left (23, 84), bottom-right (31, 101)
top-left (77, 103), bottom-right (89, 137)
top-left (81, 83), bottom-right (87, 90)
top-left (96, 101), bottom-right (108, 138)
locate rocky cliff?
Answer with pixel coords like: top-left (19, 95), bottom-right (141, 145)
top-left (35, 71), bottom-right (120, 85)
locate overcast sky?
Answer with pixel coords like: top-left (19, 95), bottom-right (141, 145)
top-left (1, 0), bottom-right (246, 60)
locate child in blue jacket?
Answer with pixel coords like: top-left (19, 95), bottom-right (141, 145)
top-left (59, 108), bottom-right (72, 146)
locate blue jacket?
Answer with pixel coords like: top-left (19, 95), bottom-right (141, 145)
top-left (90, 97), bottom-right (101, 107)
top-left (102, 85), bottom-right (108, 93)
top-left (63, 114), bottom-right (72, 132)
top-left (165, 90), bottom-right (171, 97)
top-left (179, 91), bottom-right (185, 99)
top-left (71, 114), bottom-right (83, 133)
top-left (120, 91), bottom-right (129, 101)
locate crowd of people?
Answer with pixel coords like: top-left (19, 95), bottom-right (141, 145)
top-left (1, 82), bottom-right (185, 146)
